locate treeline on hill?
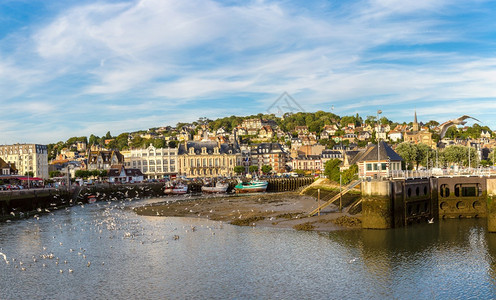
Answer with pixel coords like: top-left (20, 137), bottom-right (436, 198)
top-left (46, 111), bottom-right (493, 161)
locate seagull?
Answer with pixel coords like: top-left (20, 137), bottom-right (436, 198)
top-left (437, 115), bottom-right (482, 139)
top-left (428, 218), bottom-right (434, 224)
top-left (0, 252), bottom-right (8, 264)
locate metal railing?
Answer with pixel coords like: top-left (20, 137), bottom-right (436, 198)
top-left (389, 168), bottom-right (496, 179)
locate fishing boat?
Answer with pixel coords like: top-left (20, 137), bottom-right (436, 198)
top-left (202, 181), bottom-right (229, 193)
top-left (171, 182), bottom-right (188, 194)
top-left (164, 182), bottom-right (174, 194)
top-left (87, 195), bottom-right (97, 203)
top-left (234, 180), bottom-right (268, 193)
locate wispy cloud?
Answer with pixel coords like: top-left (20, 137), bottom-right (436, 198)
top-left (1, 0), bottom-right (496, 143)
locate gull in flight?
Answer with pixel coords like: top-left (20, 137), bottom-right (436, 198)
top-left (437, 115), bottom-right (481, 139)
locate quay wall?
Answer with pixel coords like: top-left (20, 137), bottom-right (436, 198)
top-left (362, 176), bottom-right (496, 231)
top-left (361, 180), bottom-right (393, 229)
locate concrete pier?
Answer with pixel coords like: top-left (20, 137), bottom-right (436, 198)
top-left (361, 180), bottom-right (393, 229)
top-left (487, 178), bottom-right (496, 232)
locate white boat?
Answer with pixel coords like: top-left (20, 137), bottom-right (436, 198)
top-left (202, 181), bottom-right (229, 193)
top-left (164, 182), bottom-right (174, 194)
top-left (172, 183), bottom-right (188, 194)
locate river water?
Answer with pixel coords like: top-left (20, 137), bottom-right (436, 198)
top-left (1, 196), bottom-right (496, 299)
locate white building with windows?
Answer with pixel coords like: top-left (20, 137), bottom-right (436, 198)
top-left (124, 144), bottom-right (178, 179)
top-left (0, 144), bottom-right (49, 179)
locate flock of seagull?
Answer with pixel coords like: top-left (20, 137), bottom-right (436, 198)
top-left (0, 189), bottom-right (225, 276)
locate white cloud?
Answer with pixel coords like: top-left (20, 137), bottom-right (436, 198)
top-left (1, 0), bottom-right (496, 143)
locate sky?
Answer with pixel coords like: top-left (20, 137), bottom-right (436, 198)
top-left (1, 0), bottom-right (496, 144)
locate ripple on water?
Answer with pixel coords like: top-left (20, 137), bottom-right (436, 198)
top-left (1, 201), bottom-right (496, 299)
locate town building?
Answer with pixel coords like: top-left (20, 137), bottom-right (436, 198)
top-left (108, 166), bottom-right (144, 183)
top-left (250, 143), bottom-right (288, 173)
top-left (291, 155), bottom-right (322, 172)
top-left (388, 130), bottom-right (403, 142)
top-left (0, 144), bottom-right (49, 179)
top-left (124, 144), bottom-right (178, 179)
top-left (350, 141), bottom-right (403, 179)
top-left (177, 141), bottom-right (242, 177)
top-left (0, 157), bottom-right (17, 175)
top-left (87, 150), bottom-right (124, 171)
top-left (242, 118), bottom-right (263, 130)
top-left (404, 111), bottom-right (435, 148)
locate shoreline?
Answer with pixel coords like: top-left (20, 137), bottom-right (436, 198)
top-left (134, 191), bottom-right (362, 232)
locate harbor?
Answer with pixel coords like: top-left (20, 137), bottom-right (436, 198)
top-left (1, 193), bottom-right (496, 299)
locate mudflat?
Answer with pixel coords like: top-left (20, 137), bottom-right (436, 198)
top-left (134, 192), bottom-right (361, 232)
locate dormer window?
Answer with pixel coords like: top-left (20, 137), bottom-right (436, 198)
top-left (189, 147), bottom-right (195, 155)
top-left (202, 147), bottom-right (207, 154)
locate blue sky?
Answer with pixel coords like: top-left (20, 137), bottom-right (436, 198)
top-left (1, 0), bottom-right (496, 144)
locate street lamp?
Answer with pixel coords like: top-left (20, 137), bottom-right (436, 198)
top-left (377, 109), bottom-right (382, 180)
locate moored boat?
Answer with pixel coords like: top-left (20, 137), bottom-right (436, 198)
top-left (172, 182), bottom-right (188, 194)
top-left (164, 182), bottom-right (173, 194)
top-left (202, 181), bottom-right (229, 193)
top-left (234, 180), bottom-right (268, 193)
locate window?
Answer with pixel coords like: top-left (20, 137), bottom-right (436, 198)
top-left (455, 184), bottom-right (479, 197)
top-left (366, 164), bottom-right (372, 171)
top-left (440, 184), bottom-right (450, 197)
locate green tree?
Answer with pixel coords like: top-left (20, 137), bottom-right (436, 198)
top-left (249, 165), bottom-right (259, 173)
top-left (441, 145), bottom-right (478, 167)
top-left (89, 134), bottom-right (99, 146)
top-left (153, 139), bottom-right (166, 149)
top-left (261, 165), bottom-right (272, 174)
top-left (395, 142), bottom-right (418, 170)
top-left (324, 159), bottom-right (342, 182)
top-left (341, 164), bottom-right (358, 184)
top-left (234, 165), bottom-right (245, 174)
top-left (168, 140), bottom-right (178, 148)
top-left (75, 170), bottom-right (90, 179)
top-left (99, 170), bottom-right (108, 178)
top-left (49, 171), bottom-right (62, 178)
top-left (130, 136), bottom-right (144, 149)
top-left (416, 143), bottom-right (433, 169)
top-left (116, 133), bottom-right (130, 150)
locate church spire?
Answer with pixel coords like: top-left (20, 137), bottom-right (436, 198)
top-left (413, 110), bottom-right (419, 132)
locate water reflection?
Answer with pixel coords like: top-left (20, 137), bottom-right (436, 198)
top-left (1, 198), bottom-right (496, 299)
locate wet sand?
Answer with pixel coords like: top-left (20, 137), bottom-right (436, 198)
top-left (134, 192), bottom-right (361, 232)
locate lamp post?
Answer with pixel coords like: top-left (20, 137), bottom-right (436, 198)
top-left (377, 110), bottom-right (382, 180)
top-left (468, 144), bottom-right (471, 171)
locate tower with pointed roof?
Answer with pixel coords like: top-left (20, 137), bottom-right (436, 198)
top-left (413, 110), bottom-right (419, 132)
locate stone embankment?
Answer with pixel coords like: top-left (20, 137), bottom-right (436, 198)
top-left (0, 183), bottom-right (166, 222)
